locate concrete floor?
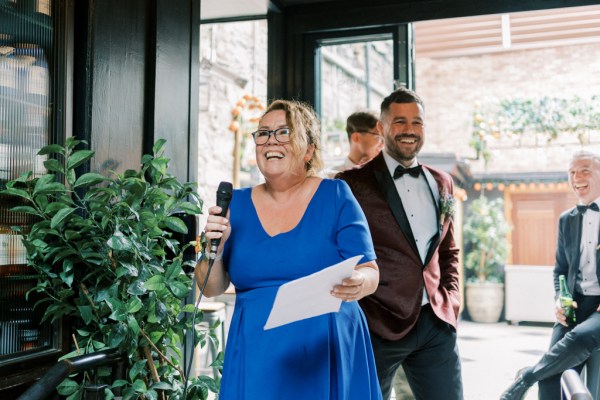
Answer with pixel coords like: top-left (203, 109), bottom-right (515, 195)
top-left (390, 320), bottom-right (552, 400)
top-left (455, 320), bottom-right (551, 400)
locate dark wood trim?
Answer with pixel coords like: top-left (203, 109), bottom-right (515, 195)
top-left (267, 10), bottom-right (285, 101)
top-left (283, 0), bottom-right (600, 31)
top-left (270, 0), bottom-right (599, 104)
top-left (200, 14), bottom-right (266, 24)
top-left (188, 0), bottom-right (200, 183)
top-left (150, 0), bottom-right (198, 181)
top-left (275, 24), bottom-right (405, 106)
top-left (143, 0), bottom-right (158, 158)
top-left (395, 24), bottom-right (413, 90)
top-left (72, 0), bottom-right (92, 147)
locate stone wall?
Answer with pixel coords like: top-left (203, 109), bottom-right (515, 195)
top-left (197, 20), bottom-right (268, 209)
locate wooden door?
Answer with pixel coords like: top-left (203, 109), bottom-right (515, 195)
top-left (508, 191), bottom-right (574, 265)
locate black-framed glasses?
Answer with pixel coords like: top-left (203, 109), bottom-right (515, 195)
top-left (251, 128), bottom-right (291, 145)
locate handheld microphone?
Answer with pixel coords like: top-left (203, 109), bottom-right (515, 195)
top-left (209, 181), bottom-right (233, 261)
top-left (184, 181), bottom-right (233, 398)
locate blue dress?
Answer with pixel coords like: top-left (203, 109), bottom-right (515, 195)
top-left (219, 179), bottom-right (382, 400)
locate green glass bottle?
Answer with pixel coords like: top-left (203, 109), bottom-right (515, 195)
top-left (559, 275), bottom-right (576, 326)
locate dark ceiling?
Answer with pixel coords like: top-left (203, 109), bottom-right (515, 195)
top-left (202, 0), bottom-right (600, 24)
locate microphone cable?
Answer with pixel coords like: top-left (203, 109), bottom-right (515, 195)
top-left (183, 180), bottom-right (232, 399)
top-left (183, 244), bottom-right (217, 399)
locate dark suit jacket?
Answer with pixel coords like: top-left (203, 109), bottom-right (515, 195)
top-left (553, 206), bottom-right (600, 296)
top-left (337, 153), bottom-right (460, 341)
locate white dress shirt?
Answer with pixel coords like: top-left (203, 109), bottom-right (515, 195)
top-left (383, 151), bottom-right (438, 305)
top-left (577, 197), bottom-right (600, 295)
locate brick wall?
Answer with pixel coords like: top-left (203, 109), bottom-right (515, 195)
top-left (415, 42), bottom-right (600, 174)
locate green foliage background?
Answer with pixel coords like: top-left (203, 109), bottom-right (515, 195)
top-left (471, 95), bottom-right (600, 163)
top-left (1, 138), bottom-right (220, 399)
top-left (463, 196), bottom-right (511, 283)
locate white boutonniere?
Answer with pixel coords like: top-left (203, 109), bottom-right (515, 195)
top-left (439, 190), bottom-right (456, 227)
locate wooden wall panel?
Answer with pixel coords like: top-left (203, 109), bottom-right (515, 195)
top-left (508, 191), bottom-right (576, 266)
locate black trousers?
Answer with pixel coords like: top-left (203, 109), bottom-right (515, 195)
top-left (533, 294), bottom-right (600, 400)
top-left (370, 305), bottom-right (464, 400)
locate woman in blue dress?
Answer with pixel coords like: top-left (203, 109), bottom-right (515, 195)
top-left (195, 99), bottom-right (382, 400)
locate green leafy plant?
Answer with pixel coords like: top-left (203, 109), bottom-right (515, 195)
top-left (463, 195), bottom-right (511, 283)
top-left (1, 138), bottom-right (220, 399)
top-left (470, 95), bottom-right (600, 163)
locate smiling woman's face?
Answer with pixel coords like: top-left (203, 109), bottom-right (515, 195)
top-left (255, 109), bottom-right (305, 179)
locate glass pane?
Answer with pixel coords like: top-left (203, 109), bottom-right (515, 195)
top-left (319, 38), bottom-right (393, 169)
top-left (198, 20), bottom-right (267, 190)
top-left (0, 0), bottom-right (56, 359)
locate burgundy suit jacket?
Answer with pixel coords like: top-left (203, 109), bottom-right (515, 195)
top-left (337, 153), bottom-right (461, 341)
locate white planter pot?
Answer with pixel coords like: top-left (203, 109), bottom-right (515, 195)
top-left (466, 281), bottom-right (504, 323)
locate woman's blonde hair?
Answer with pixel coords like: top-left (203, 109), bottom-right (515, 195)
top-left (261, 99), bottom-right (324, 176)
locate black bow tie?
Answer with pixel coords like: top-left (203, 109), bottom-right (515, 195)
top-left (577, 203), bottom-right (599, 214)
top-left (394, 165), bottom-right (422, 179)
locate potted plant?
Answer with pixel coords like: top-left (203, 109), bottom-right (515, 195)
top-left (1, 138), bottom-right (220, 399)
top-left (463, 195), bottom-right (511, 323)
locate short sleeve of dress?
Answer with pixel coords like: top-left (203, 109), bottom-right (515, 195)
top-left (333, 179), bottom-right (376, 264)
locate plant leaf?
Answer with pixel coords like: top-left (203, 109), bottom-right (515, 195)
top-left (10, 205), bottom-right (39, 215)
top-left (38, 144), bottom-right (65, 155)
top-left (129, 360), bottom-right (147, 381)
top-left (132, 379), bottom-right (147, 394)
top-left (182, 304), bottom-right (198, 313)
top-left (168, 280), bottom-right (189, 299)
top-left (127, 314), bottom-right (139, 336)
top-left (107, 231), bottom-right (133, 251)
top-left (106, 298), bottom-right (128, 322)
top-left (176, 202), bottom-right (202, 214)
top-left (152, 138), bottom-right (167, 155)
top-left (33, 182), bottom-right (67, 195)
top-left (51, 208), bottom-right (76, 229)
top-left (66, 150), bottom-right (94, 170)
top-left (144, 275), bottom-right (166, 291)
top-left (57, 378), bottom-right (80, 396)
top-left (127, 297), bottom-right (143, 314)
top-left (74, 172), bottom-right (107, 188)
top-left (43, 158), bottom-right (64, 173)
top-left (107, 322), bottom-right (127, 348)
top-left (127, 281), bottom-right (146, 295)
top-left (2, 187), bottom-right (31, 199)
top-left (78, 305), bottom-right (93, 325)
top-left (164, 216), bottom-right (188, 234)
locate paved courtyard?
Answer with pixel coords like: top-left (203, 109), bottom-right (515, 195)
top-left (455, 320), bottom-right (551, 400)
top-left (392, 320), bottom-right (553, 399)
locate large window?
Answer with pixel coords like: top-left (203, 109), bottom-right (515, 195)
top-left (317, 36), bottom-right (394, 168)
top-left (198, 19), bottom-right (267, 190)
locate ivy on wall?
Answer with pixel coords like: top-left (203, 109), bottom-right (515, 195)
top-left (470, 95), bottom-right (600, 163)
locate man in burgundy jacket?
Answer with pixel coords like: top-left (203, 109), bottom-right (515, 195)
top-left (337, 87), bottom-right (463, 400)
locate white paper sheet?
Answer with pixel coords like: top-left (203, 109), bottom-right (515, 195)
top-left (264, 255), bottom-right (363, 330)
